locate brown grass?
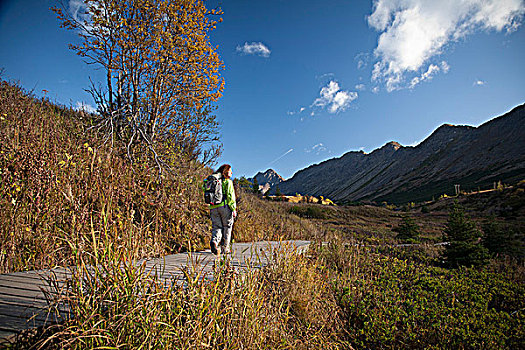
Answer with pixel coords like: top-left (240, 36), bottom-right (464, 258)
top-left (0, 81), bottom-right (210, 273)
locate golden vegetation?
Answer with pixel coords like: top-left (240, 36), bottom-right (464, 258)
top-left (53, 0), bottom-right (225, 168)
top-left (0, 81), bottom-right (210, 273)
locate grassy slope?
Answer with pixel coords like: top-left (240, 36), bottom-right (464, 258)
top-left (0, 81), bottom-right (212, 273)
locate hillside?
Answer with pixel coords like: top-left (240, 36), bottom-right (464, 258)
top-left (274, 104), bottom-right (525, 204)
top-left (0, 81), bottom-right (212, 273)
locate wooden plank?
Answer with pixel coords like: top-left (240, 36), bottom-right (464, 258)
top-left (0, 286), bottom-right (48, 301)
top-left (0, 303), bottom-right (69, 327)
top-left (0, 299), bottom-right (68, 314)
top-left (0, 296), bottom-right (50, 309)
top-left (0, 272), bottom-right (69, 285)
top-left (4, 268), bottom-right (70, 281)
top-left (0, 313), bottom-right (46, 330)
top-left (0, 273), bottom-right (44, 283)
top-left (0, 278), bottom-right (56, 293)
top-left (0, 303), bottom-right (49, 320)
top-left (0, 330), bottom-right (16, 344)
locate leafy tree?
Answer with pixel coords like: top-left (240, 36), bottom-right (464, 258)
top-left (442, 202), bottom-right (489, 268)
top-left (53, 0), bottom-right (224, 169)
top-left (393, 216), bottom-right (420, 243)
top-left (237, 176), bottom-right (252, 190)
top-left (252, 178), bottom-right (260, 194)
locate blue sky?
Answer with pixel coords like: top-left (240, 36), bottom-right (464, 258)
top-left (1, 0), bottom-right (524, 179)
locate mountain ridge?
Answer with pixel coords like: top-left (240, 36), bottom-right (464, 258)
top-left (271, 103), bottom-right (525, 204)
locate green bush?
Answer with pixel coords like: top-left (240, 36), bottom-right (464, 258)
top-left (482, 220), bottom-right (524, 259)
top-left (289, 205), bottom-right (327, 219)
top-left (393, 216), bottom-right (421, 243)
top-left (317, 243), bottom-right (525, 349)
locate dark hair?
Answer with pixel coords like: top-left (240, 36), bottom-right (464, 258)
top-left (216, 164), bottom-right (232, 179)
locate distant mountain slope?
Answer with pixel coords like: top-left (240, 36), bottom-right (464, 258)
top-left (274, 104), bottom-right (525, 204)
top-left (248, 169), bottom-right (284, 193)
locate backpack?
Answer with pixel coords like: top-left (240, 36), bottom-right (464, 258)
top-left (203, 173), bottom-right (223, 205)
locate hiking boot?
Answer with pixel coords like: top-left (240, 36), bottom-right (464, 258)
top-left (210, 241), bottom-right (220, 255)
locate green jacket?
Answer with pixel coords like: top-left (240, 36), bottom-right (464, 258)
top-left (209, 178), bottom-right (236, 212)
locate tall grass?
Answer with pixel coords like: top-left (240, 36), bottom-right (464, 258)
top-left (21, 233), bottom-right (524, 349)
top-left (233, 191), bottom-right (324, 242)
top-left (21, 235), bottom-right (345, 349)
top-left (0, 80), bottom-right (209, 273)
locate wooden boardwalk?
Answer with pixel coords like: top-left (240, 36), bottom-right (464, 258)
top-left (0, 240), bottom-right (310, 343)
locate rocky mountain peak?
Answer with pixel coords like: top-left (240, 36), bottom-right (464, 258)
top-left (433, 123), bottom-right (473, 135)
top-left (249, 169), bottom-right (284, 193)
top-left (369, 141), bottom-right (403, 157)
top-left (385, 141), bottom-right (402, 150)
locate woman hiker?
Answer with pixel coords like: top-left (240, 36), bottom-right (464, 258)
top-left (208, 164), bottom-right (237, 255)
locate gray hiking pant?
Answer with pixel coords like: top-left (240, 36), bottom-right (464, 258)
top-left (210, 205), bottom-right (234, 251)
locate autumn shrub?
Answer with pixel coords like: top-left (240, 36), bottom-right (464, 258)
top-left (0, 81), bottom-right (210, 273)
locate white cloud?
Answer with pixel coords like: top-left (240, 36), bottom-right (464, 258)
top-left (368, 0), bottom-right (525, 91)
top-left (312, 81), bottom-right (358, 114)
top-left (473, 79), bottom-right (486, 86)
top-left (355, 52), bottom-right (370, 70)
top-left (287, 107), bottom-right (306, 116)
top-left (305, 143), bottom-right (328, 155)
top-left (441, 61), bottom-right (450, 73)
top-left (69, 0), bottom-right (90, 23)
top-left (355, 83), bottom-right (366, 91)
top-left (236, 42), bottom-right (271, 58)
top-left (75, 101), bottom-right (97, 114)
top-left (409, 62), bottom-right (444, 88)
top-left (68, 0), bottom-right (104, 33)
top-left (317, 73), bottom-right (335, 80)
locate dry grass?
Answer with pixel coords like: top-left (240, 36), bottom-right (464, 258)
top-left (0, 81), bottom-right (210, 273)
